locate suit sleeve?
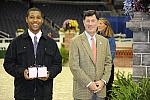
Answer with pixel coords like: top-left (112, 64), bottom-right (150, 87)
top-left (3, 39), bottom-right (26, 78)
top-left (101, 40), bottom-right (112, 83)
top-left (69, 39), bottom-right (92, 87)
top-left (48, 40), bottom-right (62, 79)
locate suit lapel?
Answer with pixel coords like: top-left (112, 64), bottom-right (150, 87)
top-left (80, 33), bottom-right (94, 64)
top-left (96, 35), bottom-right (103, 64)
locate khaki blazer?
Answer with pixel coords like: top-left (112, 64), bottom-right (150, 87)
top-left (69, 32), bottom-right (112, 99)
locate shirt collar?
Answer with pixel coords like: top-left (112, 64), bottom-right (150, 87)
top-left (28, 29), bottom-right (42, 43)
top-left (84, 31), bottom-right (96, 48)
top-left (84, 31), bottom-right (96, 41)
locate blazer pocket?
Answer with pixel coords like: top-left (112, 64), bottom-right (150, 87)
top-left (44, 47), bottom-right (54, 64)
top-left (17, 49), bottom-right (26, 54)
top-left (45, 48), bottom-right (54, 57)
top-left (17, 45), bottom-right (27, 54)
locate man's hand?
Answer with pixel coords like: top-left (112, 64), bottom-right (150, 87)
top-left (88, 82), bottom-right (99, 92)
top-left (24, 69), bottom-right (34, 80)
top-left (38, 71), bottom-right (49, 81)
top-left (94, 80), bottom-right (105, 93)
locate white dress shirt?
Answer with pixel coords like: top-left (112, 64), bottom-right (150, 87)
top-left (84, 31), bottom-right (96, 48)
top-left (28, 29), bottom-right (42, 44)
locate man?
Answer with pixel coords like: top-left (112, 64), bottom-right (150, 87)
top-left (69, 10), bottom-right (112, 100)
top-left (3, 7), bottom-right (62, 100)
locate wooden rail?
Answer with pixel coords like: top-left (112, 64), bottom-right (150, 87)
top-left (115, 47), bottom-right (133, 58)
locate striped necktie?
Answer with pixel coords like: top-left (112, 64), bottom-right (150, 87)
top-left (34, 36), bottom-right (38, 57)
top-left (91, 37), bottom-right (96, 64)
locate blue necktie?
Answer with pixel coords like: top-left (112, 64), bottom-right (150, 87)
top-left (34, 36), bottom-right (38, 57)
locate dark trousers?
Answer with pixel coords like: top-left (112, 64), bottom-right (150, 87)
top-left (15, 96), bottom-right (52, 100)
top-left (105, 64), bottom-right (114, 100)
top-left (15, 98), bottom-right (34, 100)
top-left (74, 93), bottom-right (105, 100)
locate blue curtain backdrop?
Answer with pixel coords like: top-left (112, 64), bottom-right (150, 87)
top-left (104, 16), bottom-right (133, 38)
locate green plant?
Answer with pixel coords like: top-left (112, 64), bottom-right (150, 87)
top-left (111, 71), bottom-right (150, 100)
top-left (60, 45), bottom-right (69, 65)
top-left (139, 78), bottom-right (150, 100)
top-left (0, 50), bottom-right (6, 58)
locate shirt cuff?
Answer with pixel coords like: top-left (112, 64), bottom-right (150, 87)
top-left (101, 79), bottom-right (107, 85)
top-left (86, 81), bottom-right (92, 87)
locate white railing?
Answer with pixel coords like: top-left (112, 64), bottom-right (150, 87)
top-left (0, 38), bottom-right (13, 50)
top-left (0, 31), bottom-right (10, 38)
top-left (115, 38), bottom-right (133, 50)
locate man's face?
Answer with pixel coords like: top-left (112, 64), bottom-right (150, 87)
top-left (26, 11), bottom-right (43, 34)
top-left (83, 15), bottom-right (98, 36)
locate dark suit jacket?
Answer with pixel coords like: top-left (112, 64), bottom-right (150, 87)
top-left (3, 31), bottom-right (62, 99)
top-left (69, 32), bottom-right (112, 99)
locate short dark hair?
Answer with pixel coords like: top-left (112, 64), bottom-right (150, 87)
top-left (26, 7), bottom-right (44, 18)
top-left (83, 10), bottom-right (99, 20)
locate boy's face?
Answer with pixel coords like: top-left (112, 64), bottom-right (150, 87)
top-left (26, 11), bottom-right (43, 34)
